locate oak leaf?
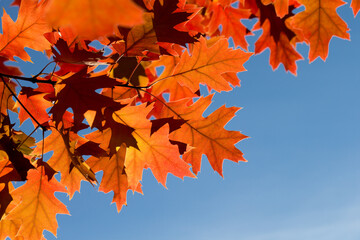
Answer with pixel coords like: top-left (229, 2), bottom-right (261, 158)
top-left (352, 0), bottom-right (360, 16)
top-left (86, 145), bottom-right (129, 212)
top-left (111, 103), bottom-right (194, 189)
top-left (151, 37), bottom-right (252, 95)
top-left (290, 0), bottom-right (350, 62)
top-left (112, 13), bottom-right (160, 56)
top-left (33, 130), bottom-right (95, 198)
top-left (46, 0), bottom-right (144, 39)
top-left (50, 69), bottom-right (119, 129)
top-left (5, 168), bottom-right (69, 240)
top-left (15, 87), bottom-right (52, 127)
top-left (160, 95), bottom-right (247, 175)
top-left (0, 0), bottom-right (51, 61)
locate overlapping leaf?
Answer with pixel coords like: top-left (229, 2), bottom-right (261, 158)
top-left (151, 37), bottom-right (252, 96)
top-left (46, 0), bottom-right (144, 39)
top-left (289, 0), bottom-right (350, 62)
top-left (5, 168), bottom-right (69, 240)
top-left (159, 95), bottom-right (247, 175)
top-left (0, 0), bottom-right (51, 61)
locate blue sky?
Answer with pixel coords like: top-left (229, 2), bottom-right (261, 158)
top-left (1, 0), bottom-right (360, 239)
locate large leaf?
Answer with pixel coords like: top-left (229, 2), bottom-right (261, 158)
top-left (160, 95), bottom-right (247, 175)
top-left (46, 0), bottom-right (144, 39)
top-left (290, 0), bottom-right (350, 62)
top-left (87, 145), bottom-right (129, 212)
top-left (5, 168), bottom-right (69, 240)
top-left (151, 37), bottom-right (252, 95)
top-left (111, 103), bottom-right (194, 189)
top-left (33, 130), bottom-right (95, 198)
top-left (0, 0), bottom-right (51, 61)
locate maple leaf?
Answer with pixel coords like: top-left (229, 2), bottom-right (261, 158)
top-left (289, 0), bottom-right (350, 62)
top-left (5, 167), bottom-right (69, 240)
top-left (0, 0), bottom-right (51, 61)
top-left (46, 0), bottom-right (144, 39)
top-left (160, 95), bottom-right (247, 175)
top-left (151, 37), bottom-right (252, 95)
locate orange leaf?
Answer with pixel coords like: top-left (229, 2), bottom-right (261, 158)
top-left (112, 13), bottom-right (159, 56)
top-left (0, 218), bottom-right (23, 240)
top-left (352, 0), bottom-right (360, 16)
top-left (290, 0), bottom-right (350, 62)
top-left (149, 55), bottom-right (198, 101)
top-left (87, 145), bottom-right (129, 212)
top-left (14, 87), bottom-right (52, 127)
top-left (152, 37), bottom-right (252, 94)
top-left (0, 78), bottom-right (17, 116)
top-left (0, 0), bottom-right (51, 61)
top-left (46, 0), bottom-right (144, 39)
top-left (255, 20), bottom-right (303, 73)
top-left (33, 130), bottom-right (93, 198)
top-left (111, 103), bottom-right (194, 189)
top-left (207, 3), bottom-right (251, 49)
top-left (160, 95), bottom-right (247, 175)
top-left (5, 168), bottom-right (69, 240)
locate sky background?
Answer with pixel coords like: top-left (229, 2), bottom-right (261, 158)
top-left (1, 0), bottom-right (360, 239)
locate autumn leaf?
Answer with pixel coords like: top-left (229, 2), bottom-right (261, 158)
top-left (351, 0), bottom-right (360, 16)
top-left (151, 37), bottom-right (252, 96)
top-left (160, 95), bottom-right (247, 175)
top-left (14, 87), bottom-right (52, 127)
top-left (46, 0), bottom-right (144, 39)
top-left (148, 55), bottom-right (198, 101)
top-left (0, 0), bottom-right (51, 61)
top-left (87, 145), bottom-right (129, 212)
top-left (112, 13), bottom-right (160, 56)
top-left (152, 0), bottom-right (197, 45)
top-left (0, 78), bottom-right (16, 116)
top-left (50, 69), bottom-right (120, 129)
top-left (0, 57), bottom-right (22, 76)
top-left (5, 168), bottom-right (69, 240)
top-left (289, 0), bottom-right (350, 62)
top-left (252, 0), bottom-right (302, 73)
top-left (110, 103), bottom-right (194, 189)
top-left (206, 2), bottom-right (251, 49)
top-left (255, 20), bottom-right (303, 73)
top-left (0, 182), bottom-right (22, 240)
top-left (33, 130), bottom-right (95, 198)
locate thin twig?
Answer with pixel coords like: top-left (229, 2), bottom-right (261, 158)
top-left (0, 76), bottom-right (47, 131)
top-left (0, 73), bottom-right (55, 85)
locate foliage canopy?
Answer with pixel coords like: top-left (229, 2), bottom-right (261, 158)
top-left (0, 0), bottom-right (357, 239)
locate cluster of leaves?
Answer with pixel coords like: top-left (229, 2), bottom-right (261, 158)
top-left (0, 0), bottom-right (357, 239)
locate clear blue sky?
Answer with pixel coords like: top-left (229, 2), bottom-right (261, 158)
top-left (1, 1), bottom-right (360, 239)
